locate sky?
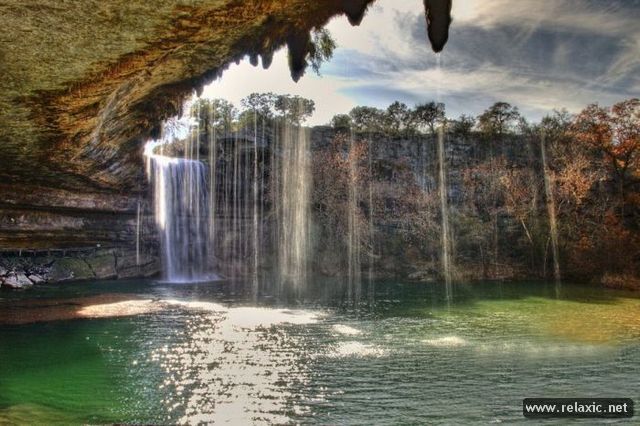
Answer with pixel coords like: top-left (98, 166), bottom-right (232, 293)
top-left (202, 0), bottom-right (639, 126)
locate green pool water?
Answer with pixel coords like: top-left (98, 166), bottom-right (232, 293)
top-left (0, 279), bottom-right (638, 424)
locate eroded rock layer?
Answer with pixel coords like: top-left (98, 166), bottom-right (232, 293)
top-left (0, 1), bottom-right (452, 282)
top-left (0, 0), bottom-right (384, 264)
top-left (1, 0), bottom-right (382, 192)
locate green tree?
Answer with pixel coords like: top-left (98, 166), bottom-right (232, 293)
top-left (413, 101), bottom-right (445, 134)
top-left (240, 92), bottom-right (276, 118)
top-left (330, 114), bottom-right (352, 131)
top-left (384, 101), bottom-right (414, 135)
top-left (449, 114), bottom-right (476, 137)
top-left (274, 94), bottom-right (315, 124)
top-left (287, 28), bottom-right (337, 81)
top-left (477, 102), bottom-right (521, 136)
top-left (349, 106), bottom-right (385, 133)
top-left (238, 93), bottom-right (277, 132)
top-left (191, 98), bottom-right (237, 135)
top-left (308, 29), bottom-right (337, 74)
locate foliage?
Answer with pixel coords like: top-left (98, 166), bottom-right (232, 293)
top-left (477, 102), bottom-right (521, 136)
top-left (274, 94), bottom-right (315, 124)
top-left (240, 93), bottom-right (276, 118)
top-left (413, 101), bottom-right (445, 134)
top-left (384, 101), bottom-right (415, 136)
top-left (449, 114), bottom-right (476, 137)
top-left (312, 135), bottom-right (372, 269)
top-left (190, 98), bottom-right (238, 137)
top-left (331, 114), bottom-right (352, 131)
top-left (348, 106), bottom-right (385, 133)
top-left (308, 29), bottom-right (337, 74)
top-left (460, 157), bottom-right (508, 273)
top-left (571, 98), bottom-right (640, 215)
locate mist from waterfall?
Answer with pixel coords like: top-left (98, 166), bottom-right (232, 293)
top-left (135, 201), bottom-right (141, 267)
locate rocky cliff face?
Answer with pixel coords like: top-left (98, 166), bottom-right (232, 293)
top-left (1, 1), bottom-right (382, 193)
top-left (0, 1), bottom-right (452, 286)
top-left (309, 127), bottom-right (538, 281)
top-left (0, 0), bottom-right (381, 283)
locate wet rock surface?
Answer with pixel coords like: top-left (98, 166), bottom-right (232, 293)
top-left (0, 0), bottom-right (382, 261)
top-left (0, 247), bottom-right (160, 289)
top-left (2, 273), bottom-right (34, 289)
top-left (0, 1), bottom-right (452, 275)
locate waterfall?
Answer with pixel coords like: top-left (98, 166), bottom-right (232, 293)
top-left (540, 133), bottom-right (561, 292)
top-left (347, 130), bottom-right (362, 299)
top-left (135, 201), bottom-right (141, 267)
top-left (208, 104), bottom-right (218, 272)
top-left (252, 111), bottom-right (260, 297)
top-left (367, 135), bottom-right (375, 299)
top-left (435, 53), bottom-right (453, 302)
top-left (206, 131), bottom-right (264, 280)
top-left (276, 122), bottom-right (311, 291)
top-left (438, 126), bottom-right (453, 302)
top-left (145, 104), bottom-right (217, 283)
top-left (148, 153), bottom-right (213, 282)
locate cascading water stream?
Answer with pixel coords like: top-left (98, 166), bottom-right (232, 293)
top-left (437, 126), bottom-right (453, 301)
top-left (435, 53), bottom-right (453, 303)
top-left (147, 152), bottom-right (213, 282)
top-left (252, 111), bottom-right (259, 297)
top-left (347, 129), bottom-right (362, 300)
top-left (144, 105), bottom-right (220, 283)
top-left (135, 201), bottom-right (141, 267)
top-left (276, 121), bottom-right (311, 291)
top-left (208, 104), bottom-right (218, 272)
top-left (540, 132), bottom-right (561, 294)
top-left (367, 134), bottom-right (375, 300)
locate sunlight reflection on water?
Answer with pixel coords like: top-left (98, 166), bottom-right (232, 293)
top-left (149, 301), bottom-right (323, 424)
top-left (326, 341), bottom-right (387, 358)
top-left (2, 280), bottom-right (640, 425)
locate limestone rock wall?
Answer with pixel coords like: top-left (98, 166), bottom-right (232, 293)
top-left (0, 0), bottom-right (380, 281)
top-left (0, 0), bottom-right (378, 193)
top-left (0, 247), bottom-right (159, 289)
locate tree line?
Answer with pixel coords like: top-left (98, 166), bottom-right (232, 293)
top-left (320, 98), bottom-right (639, 285)
top-left (181, 93), bottom-right (638, 284)
top-left (331, 100), bottom-right (528, 138)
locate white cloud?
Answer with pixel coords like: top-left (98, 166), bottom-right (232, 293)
top-left (453, 0), bottom-right (638, 37)
top-left (200, 0), bottom-right (637, 124)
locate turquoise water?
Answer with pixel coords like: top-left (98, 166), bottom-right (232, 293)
top-left (0, 280), bottom-right (639, 424)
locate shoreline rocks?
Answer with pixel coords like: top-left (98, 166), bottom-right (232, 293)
top-left (2, 273), bottom-right (34, 289)
top-left (0, 247), bottom-right (159, 290)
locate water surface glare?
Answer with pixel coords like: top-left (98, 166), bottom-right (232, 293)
top-left (0, 280), bottom-right (639, 424)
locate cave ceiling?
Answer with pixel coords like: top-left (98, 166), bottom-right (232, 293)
top-left (0, 0), bottom-right (451, 193)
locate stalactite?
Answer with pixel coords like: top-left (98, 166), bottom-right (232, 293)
top-left (423, 0), bottom-right (452, 53)
top-left (286, 31), bottom-right (311, 82)
top-left (340, 0), bottom-right (371, 26)
top-left (261, 50), bottom-right (274, 69)
top-left (249, 53), bottom-right (259, 67)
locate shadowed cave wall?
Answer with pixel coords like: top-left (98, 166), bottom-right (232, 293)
top-left (0, 0), bottom-right (455, 285)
